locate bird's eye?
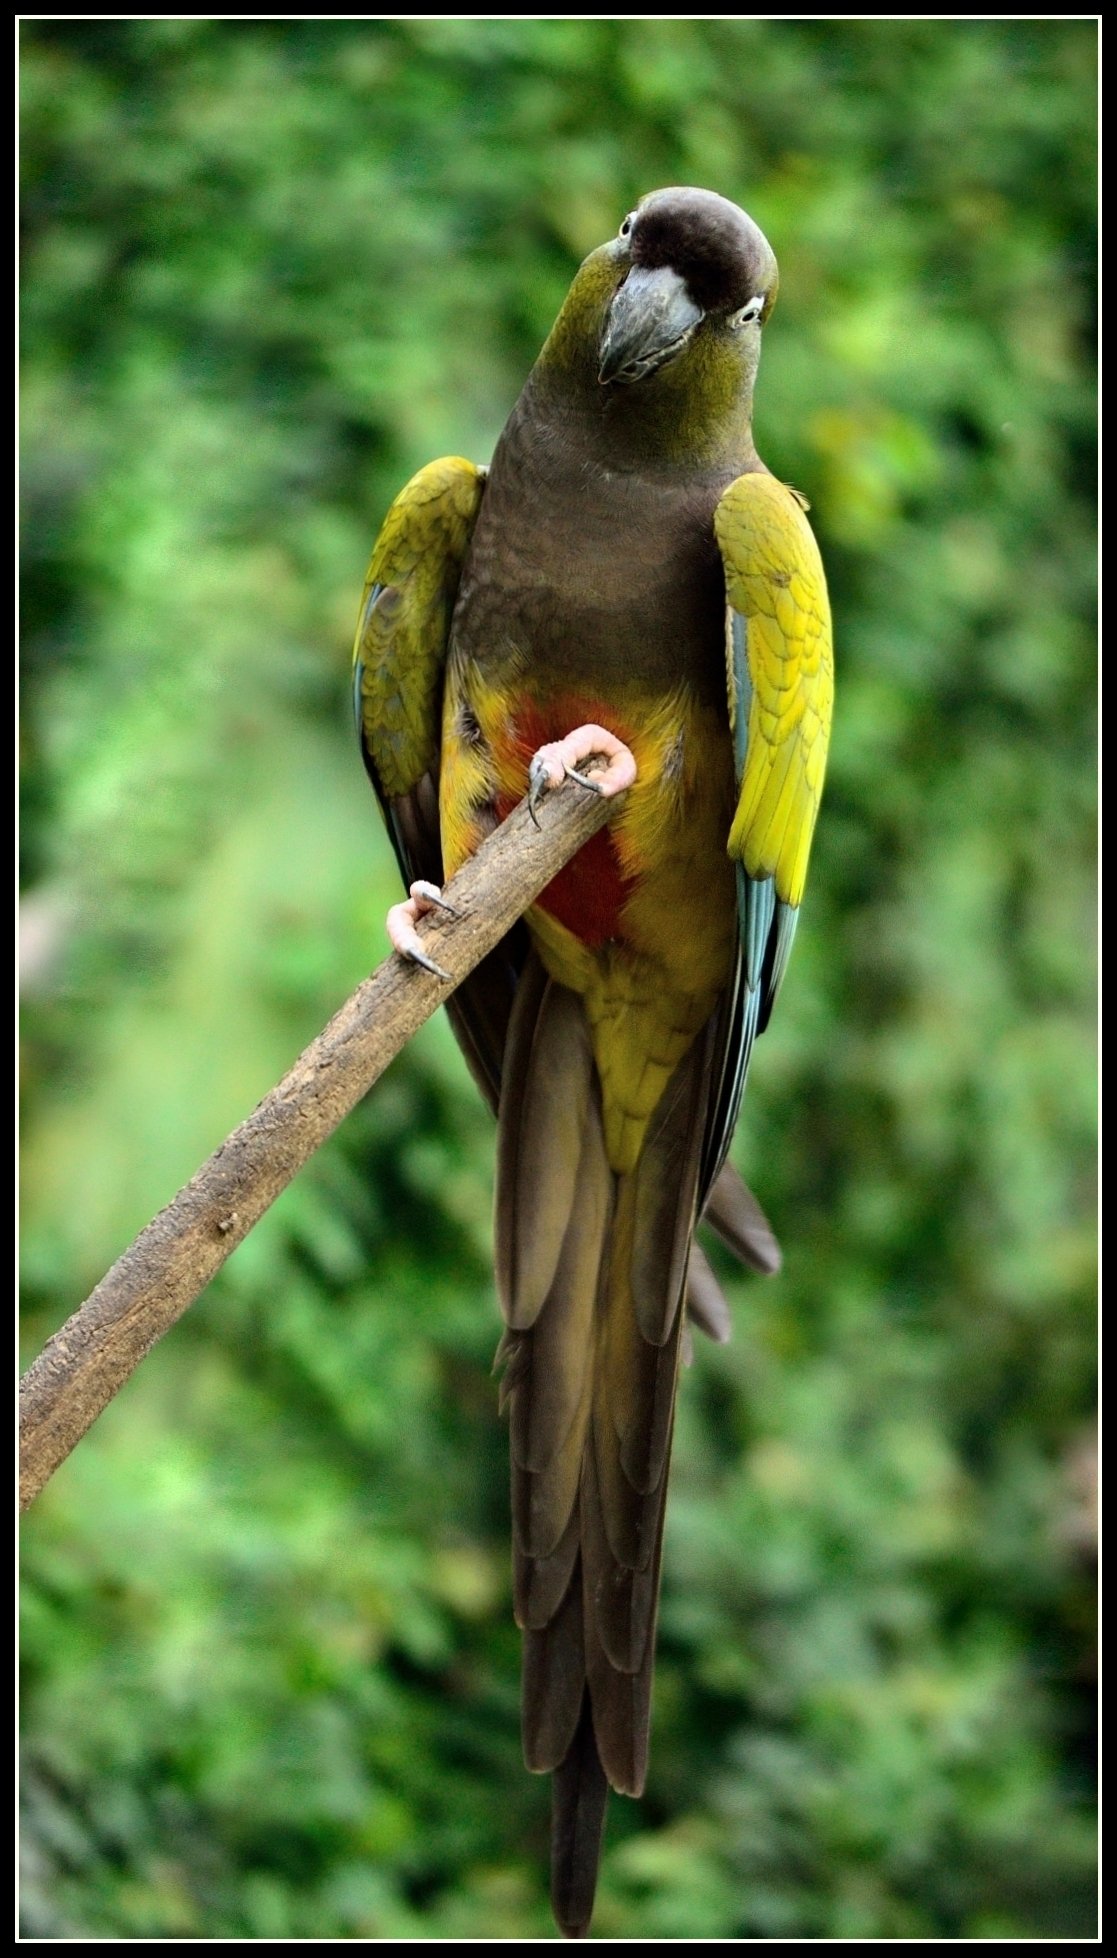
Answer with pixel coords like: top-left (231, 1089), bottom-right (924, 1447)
top-left (619, 213), bottom-right (635, 239)
top-left (729, 297), bottom-right (764, 330)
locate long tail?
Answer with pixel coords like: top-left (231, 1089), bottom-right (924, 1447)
top-left (495, 952), bottom-right (722, 1936)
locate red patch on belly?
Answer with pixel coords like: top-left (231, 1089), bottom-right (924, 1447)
top-left (493, 697), bottom-right (638, 949)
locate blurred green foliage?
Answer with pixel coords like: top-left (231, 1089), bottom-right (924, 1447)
top-left (20, 18), bottom-right (1096, 1940)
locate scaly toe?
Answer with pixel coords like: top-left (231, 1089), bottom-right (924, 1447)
top-left (387, 896), bottom-right (452, 981)
top-left (551, 724), bottom-right (637, 799)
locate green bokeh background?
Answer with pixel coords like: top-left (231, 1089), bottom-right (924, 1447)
top-left (20, 19), bottom-right (1096, 1940)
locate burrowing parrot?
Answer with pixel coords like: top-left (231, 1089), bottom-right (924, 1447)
top-left (353, 187), bottom-right (833, 1938)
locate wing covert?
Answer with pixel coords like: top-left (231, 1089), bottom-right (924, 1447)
top-left (353, 454), bottom-right (486, 828)
top-left (702, 472), bottom-right (833, 1184)
top-left (717, 470), bottom-right (833, 910)
top-left (354, 455), bottom-right (527, 1107)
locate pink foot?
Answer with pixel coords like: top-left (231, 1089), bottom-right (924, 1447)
top-left (526, 723), bottom-right (637, 827)
top-left (387, 879), bottom-right (459, 980)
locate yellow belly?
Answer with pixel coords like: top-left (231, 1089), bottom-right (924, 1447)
top-left (441, 668), bottom-right (736, 1173)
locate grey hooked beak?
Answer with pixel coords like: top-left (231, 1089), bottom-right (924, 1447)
top-left (599, 265), bottom-right (704, 385)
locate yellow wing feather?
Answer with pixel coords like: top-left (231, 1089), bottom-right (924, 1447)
top-left (715, 473), bottom-right (833, 907)
top-left (353, 456), bottom-right (485, 798)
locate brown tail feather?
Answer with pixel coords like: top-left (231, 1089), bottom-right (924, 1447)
top-left (551, 1694), bottom-right (609, 1939)
top-left (685, 1240), bottom-right (733, 1343)
top-left (496, 955), bottom-right (723, 1934)
top-left (703, 1158), bottom-right (782, 1273)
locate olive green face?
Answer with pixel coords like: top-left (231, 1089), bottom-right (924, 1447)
top-left (598, 190), bottom-right (777, 387)
top-left (542, 190), bottom-right (777, 462)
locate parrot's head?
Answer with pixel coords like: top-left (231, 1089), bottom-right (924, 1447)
top-left (539, 187), bottom-right (778, 462)
top-left (598, 188), bottom-right (778, 387)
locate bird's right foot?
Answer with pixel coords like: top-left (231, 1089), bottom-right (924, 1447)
top-left (527, 724), bottom-right (637, 827)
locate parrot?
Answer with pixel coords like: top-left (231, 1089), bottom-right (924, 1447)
top-left (352, 186), bottom-right (833, 1938)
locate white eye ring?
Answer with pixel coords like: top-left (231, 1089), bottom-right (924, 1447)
top-left (619, 213), bottom-right (635, 239)
top-left (729, 296), bottom-right (764, 329)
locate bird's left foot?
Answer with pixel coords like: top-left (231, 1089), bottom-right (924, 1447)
top-left (386, 879), bottom-right (460, 980)
top-left (527, 724), bottom-right (637, 827)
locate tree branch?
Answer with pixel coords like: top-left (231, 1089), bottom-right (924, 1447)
top-left (20, 774), bottom-right (625, 1512)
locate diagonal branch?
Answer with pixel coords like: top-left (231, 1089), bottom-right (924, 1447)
top-left (20, 772), bottom-right (628, 1512)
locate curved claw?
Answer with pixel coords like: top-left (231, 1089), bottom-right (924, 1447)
top-left (527, 753), bottom-right (552, 829)
top-left (411, 878), bottom-right (462, 920)
top-left (562, 763), bottom-right (605, 796)
top-left (403, 944), bottom-right (452, 982)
